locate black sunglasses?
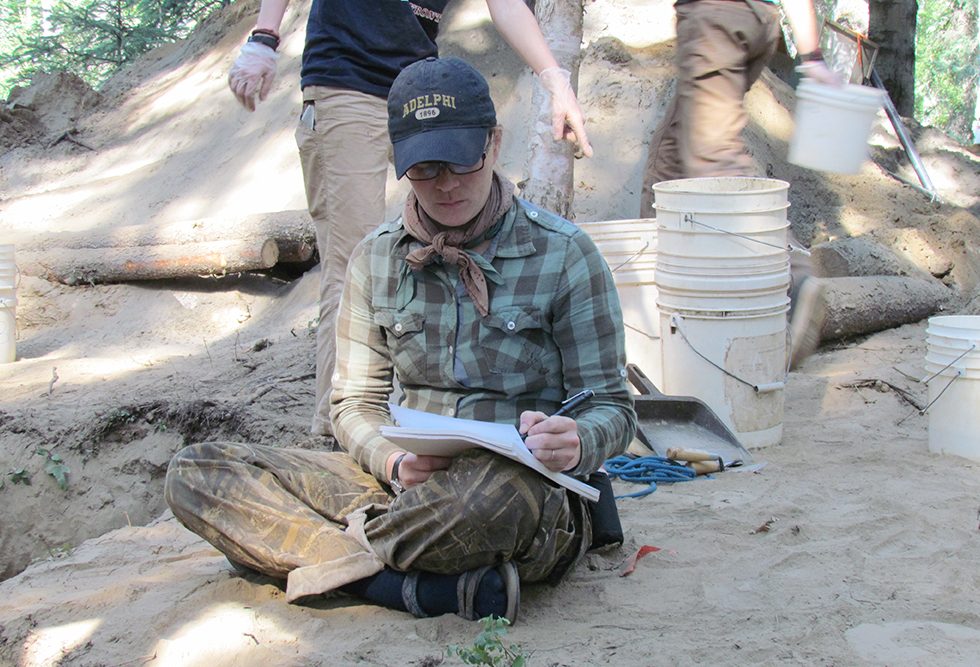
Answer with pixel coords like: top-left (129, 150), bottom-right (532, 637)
top-left (405, 136), bottom-right (493, 182)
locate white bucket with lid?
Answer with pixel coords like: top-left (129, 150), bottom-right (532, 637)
top-left (577, 219), bottom-right (661, 388)
top-left (923, 316), bottom-right (980, 462)
top-left (788, 80), bottom-right (885, 174)
top-left (654, 178), bottom-right (791, 449)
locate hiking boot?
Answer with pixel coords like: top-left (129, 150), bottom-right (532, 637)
top-left (788, 276), bottom-right (826, 369)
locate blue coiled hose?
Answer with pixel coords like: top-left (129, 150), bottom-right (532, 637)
top-left (604, 455), bottom-right (697, 499)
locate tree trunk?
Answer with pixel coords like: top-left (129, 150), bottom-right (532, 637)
top-left (868, 0), bottom-right (918, 117)
top-left (19, 239), bottom-right (280, 285)
top-left (17, 210), bottom-right (317, 284)
top-left (520, 0), bottom-right (584, 219)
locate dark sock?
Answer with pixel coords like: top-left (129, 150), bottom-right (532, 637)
top-left (416, 568), bottom-right (507, 618)
top-left (339, 568), bottom-right (408, 612)
top-left (339, 566), bottom-right (507, 618)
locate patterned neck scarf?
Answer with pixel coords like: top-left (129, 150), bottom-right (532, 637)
top-left (402, 171), bottom-right (515, 316)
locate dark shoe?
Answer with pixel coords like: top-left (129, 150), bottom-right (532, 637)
top-left (456, 561), bottom-right (520, 625)
top-left (789, 277), bottom-right (826, 369)
top-left (398, 562), bottom-right (520, 624)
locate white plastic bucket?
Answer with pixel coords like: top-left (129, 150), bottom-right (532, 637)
top-left (923, 316), bottom-right (980, 462)
top-left (0, 296), bottom-right (15, 363)
top-left (788, 80), bottom-right (885, 174)
top-left (653, 178), bottom-right (791, 448)
top-left (654, 177), bottom-right (790, 218)
top-left (659, 306), bottom-right (788, 449)
top-left (656, 261), bottom-right (791, 311)
top-left (577, 219), bottom-right (661, 388)
top-left (0, 245), bottom-right (16, 290)
top-left (657, 224), bottom-right (789, 260)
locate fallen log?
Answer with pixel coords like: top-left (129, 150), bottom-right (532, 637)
top-left (811, 237), bottom-right (934, 280)
top-left (19, 238), bottom-right (279, 285)
top-left (820, 275), bottom-right (952, 341)
top-left (16, 210), bottom-right (316, 283)
top-left (21, 210), bottom-right (316, 263)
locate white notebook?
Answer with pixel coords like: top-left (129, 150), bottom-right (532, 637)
top-left (380, 403), bottom-right (599, 502)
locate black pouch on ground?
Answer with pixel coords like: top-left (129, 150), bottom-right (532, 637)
top-left (586, 471), bottom-right (624, 549)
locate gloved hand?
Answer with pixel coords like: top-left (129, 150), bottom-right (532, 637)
top-left (538, 67), bottom-right (594, 158)
top-left (228, 41), bottom-right (279, 111)
top-left (796, 59), bottom-right (845, 87)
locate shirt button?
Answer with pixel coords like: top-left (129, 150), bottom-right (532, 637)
top-left (446, 408), bottom-right (455, 416)
top-left (620, 367), bottom-right (628, 377)
top-left (448, 345), bottom-right (454, 355)
top-left (394, 322), bottom-right (403, 332)
top-left (528, 210), bottom-right (538, 219)
top-left (506, 321), bottom-right (516, 331)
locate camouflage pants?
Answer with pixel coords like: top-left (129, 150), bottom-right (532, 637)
top-left (164, 442), bottom-right (589, 602)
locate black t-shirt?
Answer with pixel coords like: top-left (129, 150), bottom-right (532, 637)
top-left (300, 0), bottom-right (452, 98)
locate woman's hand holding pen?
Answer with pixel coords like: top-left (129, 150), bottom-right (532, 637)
top-left (519, 389), bottom-right (593, 472)
top-left (519, 412), bottom-right (582, 472)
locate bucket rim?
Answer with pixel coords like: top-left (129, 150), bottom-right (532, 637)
top-left (927, 315), bottom-right (980, 331)
top-left (577, 218), bottom-right (660, 226)
top-left (657, 223), bottom-right (790, 234)
top-left (796, 80), bottom-right (886, 106)
top-left (924, 362), bottom-right (980, 378)
top-left (657, 302), bottom-right (789, 319)
top-left (652, 176), bottom-right (789, 196)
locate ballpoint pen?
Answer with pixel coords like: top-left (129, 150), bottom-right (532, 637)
top-left (550, 389), bottom-right (595, 418)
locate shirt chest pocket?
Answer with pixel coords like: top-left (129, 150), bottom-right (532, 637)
top-left (374, 308), bottom-right (430, 378)
top-left (478, 306), bottom-right (555, 376)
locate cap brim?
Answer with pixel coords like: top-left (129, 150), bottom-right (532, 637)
top-left (393, 127), bottom-right (489, 179)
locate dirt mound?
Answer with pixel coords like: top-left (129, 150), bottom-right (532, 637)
top-left (1, 72), bottom-right (102, 154)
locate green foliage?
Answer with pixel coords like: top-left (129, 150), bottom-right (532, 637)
top-left (36, 448), bottom-right (70, 490)
top-left (915, 0), bottom-right (978, 143)
top-left (6, 467), bottom-right (31, 485)
top-left (0, 0), bottom-right (234, 98)
top-left (447, 616), bottom-right (530, 667)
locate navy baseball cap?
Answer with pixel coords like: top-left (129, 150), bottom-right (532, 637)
top-left (388, 56), bottom-right (497, 179)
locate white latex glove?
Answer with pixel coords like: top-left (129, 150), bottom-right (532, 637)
top-left (796, 60), bottom-right (845, 87)
top-left (537, 67), bottom-right (594, 158)
top-left (228, 41), bottom-right (279, 111)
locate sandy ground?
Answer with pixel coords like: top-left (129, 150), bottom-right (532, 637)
top-left (1, 1), bottom-right (980, 665)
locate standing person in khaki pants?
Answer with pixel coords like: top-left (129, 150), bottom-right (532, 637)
top-left (228, 0), bottom-right (593, 437)
top-left (640, 0), bottom-right (839, 367)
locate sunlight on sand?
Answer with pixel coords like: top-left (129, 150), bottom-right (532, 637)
top-left (152, 604), bottom-right (295, 666)
top-left (21, 618), bottom-right (101, 667)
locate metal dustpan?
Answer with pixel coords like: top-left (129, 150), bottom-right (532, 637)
top-left (626, 363), bottom-right (753, 465)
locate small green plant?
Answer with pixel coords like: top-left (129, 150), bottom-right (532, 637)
top-left (447, 616), bottom-right (529, 667)
top-left (7, 468), bottom-right (31, 485)
top-left (36, 449), bottom-right (70, 490)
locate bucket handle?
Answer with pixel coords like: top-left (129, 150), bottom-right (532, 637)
top-left (607, 240), bottom-right (652, 274)
top-left (608, 242), bottom-right (662, 343)
top-left (897, 343), bottom-right (976, 423)
top-left (668, 313), bottom-right (786, 393)
top-left (682, 214), bottom-right (811, 256)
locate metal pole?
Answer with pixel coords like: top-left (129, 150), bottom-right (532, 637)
top-left (869, 68), bottom-right (938, 201)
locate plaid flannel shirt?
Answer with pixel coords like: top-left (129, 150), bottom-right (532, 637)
top-left (330, 197), bottom-right (637, 484)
